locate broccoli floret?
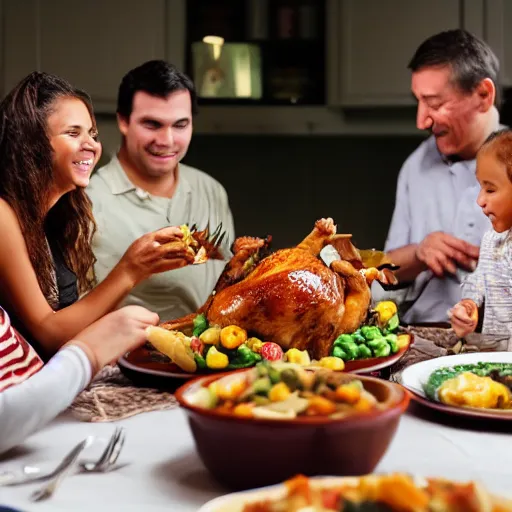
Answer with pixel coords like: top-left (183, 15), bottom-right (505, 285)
top-left (337, 340), bottom-right (360, 360)
top-left (385, 334), bottom-right (399, 354)
top-left (352, 330), bottom-right (366, 344)
top-left (367, 338), bottom-right (391, 358)
top-left (332, 346), bottom-right (348, 361)
top-left (192, 314), bottom-right (209, 337)
top-left (360, 325), bottom-right (382, 341)
top-left (358, 344), bottom-right (372, 359)
top-left (334, 334), bottom-right (355, 346)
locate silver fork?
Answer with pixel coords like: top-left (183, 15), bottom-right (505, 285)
top-left (79, 427), bottom-right (126, 473)
top-left (0, 429), bottom-right (125, 486)
top-left (30, 435), bottom-right (94, 501)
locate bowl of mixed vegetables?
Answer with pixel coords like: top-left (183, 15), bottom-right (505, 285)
top-left (174, 361), bottom-right (409, 490)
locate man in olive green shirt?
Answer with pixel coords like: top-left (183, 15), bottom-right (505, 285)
top-left (87, 60), bottom-right (235, 321)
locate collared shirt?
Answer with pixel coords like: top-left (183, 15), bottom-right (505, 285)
top-left (86, 156), bottom-right (235, 322)
top-left (373, 135), bottom-right (492, 324)
top-left (462, 228), bottom-right (512, 335)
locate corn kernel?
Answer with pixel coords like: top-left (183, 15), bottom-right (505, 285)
top-left (318, 357), bottom-right (345, 371)
top-left (268, 382), bottom-right (291, 402)
top-left (354, 397), bottom-right (374, 412)
top-left (247, 337), bottom-right (264, 353)
top-left (375, 301), bottom-right (398, 325)
top-left (200, 326), bottom-right (221, 345)
top-left (285, 348), bottom-right (311, 365)
top-left (205, 346), bottom-right (229, 369)
top-left (233, 403), bottom-right (254, 418)
top-left (397, 334), bottom-right (411, 350)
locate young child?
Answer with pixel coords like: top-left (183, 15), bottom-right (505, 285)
top-left (449, 129), bottom-right (512, 338)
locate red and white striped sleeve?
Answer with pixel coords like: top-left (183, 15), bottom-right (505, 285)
top-left (0, 307), bottom-right (43, 392)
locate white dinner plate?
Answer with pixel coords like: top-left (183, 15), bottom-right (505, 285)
top-left (400, 351), bottom-right (512, 420)
top-left (197, 476), bottom-right (354, 512)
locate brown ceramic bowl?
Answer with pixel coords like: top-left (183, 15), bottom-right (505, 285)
top-left (175, 370), bottom-right (410, 490)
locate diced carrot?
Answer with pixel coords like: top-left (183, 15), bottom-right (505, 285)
top-left (306, 396), bottom-right (337, 416)
top-left (232, 403), bottom-right (254, 418)
top-left (335, 384), bottom-right (361, 404)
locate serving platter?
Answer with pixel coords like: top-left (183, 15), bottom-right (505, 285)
top-left (118, 346), bottom-right (197, 389)
top-left (119, 334), bottom-right (412, 389)
top-left (344, 341), bottom-right (411, 374)
top-left (400, 351), bottom-right (512, 421)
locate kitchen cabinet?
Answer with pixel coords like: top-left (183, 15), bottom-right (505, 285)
top-left (1, 0), bottom-right (509, 134)
top-left (334, 0), bottom-right (462, 106)
top-left (1, 0), bottom-right (185, 112)
top-left (466, 0), bottom-right (512, 88)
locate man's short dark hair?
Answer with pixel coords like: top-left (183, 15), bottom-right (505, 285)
top-left (117, 60), bottom-right (198, 118)
top-left (408, 29), bottom-right (501, 106)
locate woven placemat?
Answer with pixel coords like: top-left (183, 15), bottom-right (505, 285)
top-left (68, 328), bottom-right (510, 421)
top-left (69, 365), bottom-right (178, 422)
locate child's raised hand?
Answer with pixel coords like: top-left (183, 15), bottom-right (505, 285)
top-left (448, 299), bottom-right (478, 338)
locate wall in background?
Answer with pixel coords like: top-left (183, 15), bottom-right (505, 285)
top-left (184, 134), bottom-right (423, 249)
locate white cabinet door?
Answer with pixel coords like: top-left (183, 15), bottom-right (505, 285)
top-left (336, 0), bottom-right (461, 106)
top-left (2, 0), bottom-right (186, 112)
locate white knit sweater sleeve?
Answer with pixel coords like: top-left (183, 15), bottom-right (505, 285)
top-left (461, 230), bottom-right (490, 307)
top-left (0, 345), bottom-right (91, 454)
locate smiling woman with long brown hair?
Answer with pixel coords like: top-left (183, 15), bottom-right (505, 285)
top-left (0, 76), bottom-right (98, 307)
top-left (0, 72), bottom-right (194, 359)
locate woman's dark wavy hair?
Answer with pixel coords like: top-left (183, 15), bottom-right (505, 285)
top-left (0, 71), bottom-right (97, 301)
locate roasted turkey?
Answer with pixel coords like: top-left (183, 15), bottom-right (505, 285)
top-left (162, 218), bottom-right (395, 359)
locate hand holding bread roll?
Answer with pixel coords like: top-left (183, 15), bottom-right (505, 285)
top-left (448, 298), bottom-right (478, 338)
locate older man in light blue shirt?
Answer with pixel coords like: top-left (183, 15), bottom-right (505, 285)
top-left (373, 29), bottom-right (500, 324)
top-left (375, 137), bottom-right (491, 323)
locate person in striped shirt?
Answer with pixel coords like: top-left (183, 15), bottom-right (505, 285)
top-left (0, 304), bottom-right (158, 454)
top-left (450, 129), bottom-right (512, 338)
top-left (0, 308), bottom-right (43, 392)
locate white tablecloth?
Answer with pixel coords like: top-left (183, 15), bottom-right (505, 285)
top-left (0, 406), bottom-right (511, 511)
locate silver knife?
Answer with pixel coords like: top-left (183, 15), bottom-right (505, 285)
top-left (30, 435), bottom-right (94, 501)
top-left (0, 436), bottom-right (93, 488)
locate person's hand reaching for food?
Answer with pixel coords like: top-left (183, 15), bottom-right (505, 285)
top-left (64, 305), bottom-right (159, 373)
top-left (448, 298), bottom-right (478, 338)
